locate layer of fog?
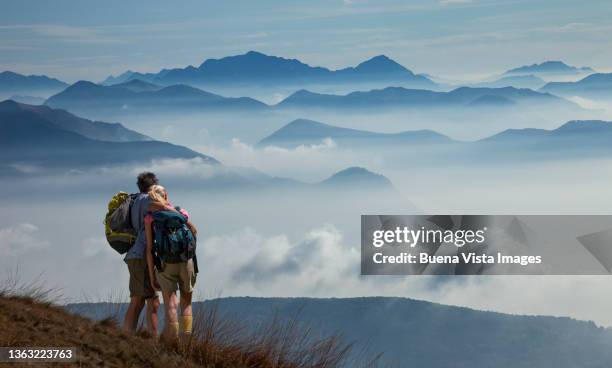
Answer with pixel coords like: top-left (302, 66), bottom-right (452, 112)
top-left (2, 155), bottom-right (612, 326)
top-left (67, 97), bottom-right (612, 150)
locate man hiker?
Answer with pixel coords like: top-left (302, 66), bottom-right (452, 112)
top-left (123, 172), bottom-right (160, 334)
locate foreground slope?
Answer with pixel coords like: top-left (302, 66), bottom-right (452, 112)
top-left (69, 296), bottom-right (612, 367)
top-left (0, 296), bottom-right (195, 367)
top-left (3, 295), bottom-right (359, 368)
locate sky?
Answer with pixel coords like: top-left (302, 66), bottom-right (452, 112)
top-left (1, 0), bottom-right (611, 83)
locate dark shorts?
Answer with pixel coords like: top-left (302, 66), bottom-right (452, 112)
top-left (126, 258), bottom-right (156, 299)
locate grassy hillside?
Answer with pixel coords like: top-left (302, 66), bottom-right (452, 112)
top-left (1, 294), bottom-right (372, 367)
top-left (0, 295), bottom-right (194, 367)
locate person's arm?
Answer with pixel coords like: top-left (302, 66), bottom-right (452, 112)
top-left (186, 220), bottom-right (198, 237)
top-left (178, 207), bottom-right (198, 237)
top-left (144, 217), bottom-right (160, 291)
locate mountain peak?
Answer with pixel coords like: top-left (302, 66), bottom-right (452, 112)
top-left (362, 54), bottom-right (394, 64)
top-left (245, 50), bottom-right (268, 57)
top-left (320, 167), bottom-right (394, 188)
top-left (0, 99), bottom-right (22, 112)
top-left (284, 118), bottom-right (330, 130)
top-left (354, 55), bottom-right (409, 74)
top-left (196, 51), bottom-right (324, 80)
top-left (287, 117), bottom-right (323, 124)
top-left (71, 80), bottom-right (98, 88)
top-left (0, 71), bottom-right (21, 77)
top-left (290, 89), bottom-right (318, 97)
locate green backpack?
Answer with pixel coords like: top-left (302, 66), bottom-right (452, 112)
top-left (104, 192), bottom-right (137, 254)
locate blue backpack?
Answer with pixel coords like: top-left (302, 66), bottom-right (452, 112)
top-left (152, 209), bottom-right (197, 264)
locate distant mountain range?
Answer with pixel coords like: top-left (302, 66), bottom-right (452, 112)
top-left (102, 51), bottom-right (437, 89)
top-left (479, 120), bottom-right (612, 149)
top-left (16, 102), bottom-right (151, 142)
top-left (232, 165), bottom-right (398, 195)
top-left (471, 74), bottom-right (546, 90)
top-left (259, 117), bottom-right (612, 161)
top-left (67, 296), bottom-right (612, 367)
top-left (540, 73), bottom-right (612, 99)
top-left (258, 118), bottom-right (453, 148)
top-left (277, 86), bottom-right (575, 110)
top-left (0, 100), bottom-right (217, 174)
top-left (0, 71), bottom-right (68, 98)
top-left (45, 80), bottom-right (578, 118)
top-left (45, 80), bottom-right (267, 116)
top-left (9, 95), bottom-right (46, 105)
top-left (504, 61), bottom-right (594, 76)
top-left (1, 100), bottom-right (399, 194)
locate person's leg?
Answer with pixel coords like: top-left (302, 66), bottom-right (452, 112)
top-left (162, 290), bottom-right (179, 340)
top-left (179, 291), bottom-right (193, 336)
top-left (124, 259), bottom-right (147, 332)
top-left (123, 296), bottom-right (145, 332)
top-left (145, 296), bottom-right (160, 336)
top-left (178, 259), bottom-right (196, 336)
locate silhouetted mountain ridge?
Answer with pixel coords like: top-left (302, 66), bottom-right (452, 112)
top-left (505, 61), bottom-right (594, 75)
top-left (258, 118), bottom-right (453, 148)
top-left (45, 80), bottom-right (267, 116)
top-left (0, 71), bottom-right (68, 98)
top-left (278, 86), bottom-right (573, 109)
top-left (102, 51), bottom-right (436, 89)
top-left (0, 100), bottom-right (218, 173)
top-left (540, 73), bottom-right (612, 98)
top-left (470, 74), bottom-right (546, 89)
top-left (259, 117), bottom-right (612, 161)
top-left (11, 101), bottom-right (150, 142)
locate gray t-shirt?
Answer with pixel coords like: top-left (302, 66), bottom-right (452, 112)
top-left (124, 193), bottom-right (151, 261)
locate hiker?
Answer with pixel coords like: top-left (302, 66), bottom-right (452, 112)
top-left (144, 184), bottom-right (198, 340)
top-left (123, 172), bottom-right (160, 334)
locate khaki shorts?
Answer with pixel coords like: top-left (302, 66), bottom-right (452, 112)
top-left (126, 258), bottom-right (156, 299)
top-left (157, 259), bottom-right (196, 294)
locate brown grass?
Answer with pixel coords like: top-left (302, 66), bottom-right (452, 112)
top-left (0, 276), bottom-right (384, 367)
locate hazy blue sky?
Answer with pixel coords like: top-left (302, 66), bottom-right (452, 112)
top-left (1, 0), bottom-right (611, 82)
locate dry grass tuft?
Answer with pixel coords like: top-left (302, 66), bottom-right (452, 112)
top-left (0, 274), bottom-right (385, 367)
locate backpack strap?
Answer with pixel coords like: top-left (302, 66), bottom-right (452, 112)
top-left (193, 254), bottom-right (199, 274)
top-left (127, 193), bottom-right (139, 229)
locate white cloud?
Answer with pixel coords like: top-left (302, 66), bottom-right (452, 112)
top-left (81, 236), bottom-right (117, 258)
top-left (8, 163), bottom-right (41, 174)
top-left (0, 223), bottom-right (49, 256)
top-left (195, 225), bottom-right (612, 326)
top-left (201, 225), bottom-right (358, 294)
top-left (198, 138), bottom-right (366, 182)
top-left (128, 157), bottom-right (220, 179)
